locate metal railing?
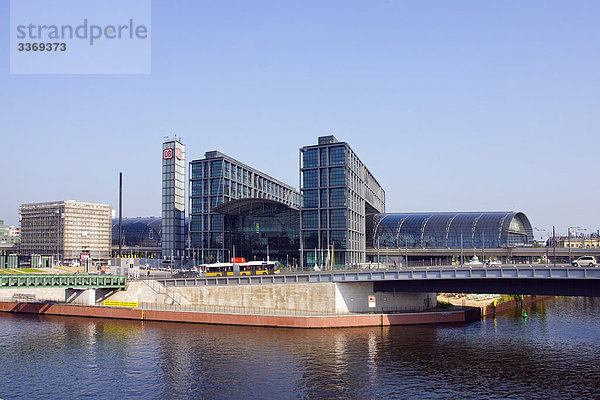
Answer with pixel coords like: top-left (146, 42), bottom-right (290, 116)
top-left (142, 279), bottom-right (184, 305)
top-left (137, 301), bottom-right (427, 316)
top-left (0, 274), bottom-right (127, 289)
top-left (0, 296), bottom-right (432, 317)
top-left (0, 296), bottom-right (98, 307)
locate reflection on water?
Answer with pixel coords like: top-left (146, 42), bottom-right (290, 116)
top-left (0, 297), bottom-right (599, 399)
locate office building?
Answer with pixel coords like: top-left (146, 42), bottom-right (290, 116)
top-left (300, 135), bottom-right (385, 267)
top-left (162, 138), bottom-right (186, 261)
top-left (189, 151), bottom-right (300, 264)
top-left (0, 220), bottom-right (20, 247)
top-left (19, 200), bottom-right (112, 265)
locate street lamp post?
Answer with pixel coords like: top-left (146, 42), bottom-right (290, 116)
top-left (534, 227), bottom-right (548, 264)
top-left (568, 226), bottom-right (582, 265)
top-left (552, 226), bottom-right (556, 267)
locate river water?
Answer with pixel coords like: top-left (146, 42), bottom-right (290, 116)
top-left (0, 297), bottom-right (599, 399)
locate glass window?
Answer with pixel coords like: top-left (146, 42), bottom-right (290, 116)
top-left (320, 169), bottom-right (327, 187)
top-left (320, 189), bottom-right (328, 207)
top-left (210, 160), bottom-right (222, 177)
top-left (321, 210), bottom-right (328, 229)
top-left (210, 196), bottom-right (223, 209)
top-left (191, 164), bottom-right (203, 179)
top-left (302, 170), bottom-right (318, 188)
top-left (210, 233), bottom-right (223, 248)
top-left (211, 215), bottom-right (223, 231)
top-left (330, 209), bottom-right (347, 229)
top-left (330, 231), bottom-right (347, 249)
top-left (302, 231), bottom-right (318, 249)
top-left (329, 146), bottom-right (345, 165)
top-left (303, 190), bottom-right (318, 208)
top-left (191, 181), bottom-right (202, 196)
top-left (320, 147), bottom-right (327, 167)
top-left (303, 149), bottom-right (318, 168)
top-left (329, 188), bottom-right (346, 207)
top-left (329, 167), bottom-right (345, 186)
top-left (190, 217), bottom-right (202, 231)
top-left (302, 210), bottom-right (318, 229)
top-left (211, 179), bottom-right (223, 195)
top-left (191, 198), bottom-right (202, 213)
top-left (223, 162), bottom-right (230, 178)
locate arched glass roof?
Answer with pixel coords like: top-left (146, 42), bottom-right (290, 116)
top-left (112, 218), bottom-right (162, 247)
top-left (367, 212), bottom-right (533, 249)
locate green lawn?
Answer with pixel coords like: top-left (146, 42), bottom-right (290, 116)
top-left (2, 268), bottom-right (46, 274)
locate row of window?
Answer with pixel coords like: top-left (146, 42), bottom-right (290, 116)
top-left (302, 188), bottom-right (347, 208)
top-left (302, 146), bottom-right (346, 168)
top-left (190, 232), bottom-right (224, 248)
top-left (302, 230), bottom-right (347, 249)
top-left (191, 161), bottom-right (293, 198)
top-left (302, 167), bottom-right (346, 188)
top-left (302, 209), bottom-right (347, 229)
top-left (190, 178), bottom-right (291, 201)
top-left (190, 214), bottom-right (224, 232)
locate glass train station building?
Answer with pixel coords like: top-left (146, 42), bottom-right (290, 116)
top-left (189, 151), bottom-right (300, 264)
top-left (135, 135), bottom-right (534, 267)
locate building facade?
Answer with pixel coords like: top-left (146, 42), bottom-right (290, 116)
top-left (162, 138), bottom-right (186, 261)
top-left (0, 220), bottom-right (20, 247)
top-left (214, 199), bottom-right (300, 265)
top-left (550, 236), bottom-right (600, 249)
top-left (19, 200), bottom-right (111, 264)
top-left (300, 136), bottom-right (385, 268)
top-left (189, 151), bottom-right (300, 264)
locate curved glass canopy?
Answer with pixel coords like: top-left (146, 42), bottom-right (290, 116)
top-left (367, 212), bottom-right (533, 249)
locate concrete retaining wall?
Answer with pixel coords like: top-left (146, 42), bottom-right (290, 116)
top-left (0, 280), bottom-right (437, 315)
top-left (0, 301), bottom-right (482, 328)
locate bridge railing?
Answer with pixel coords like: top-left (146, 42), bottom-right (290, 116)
top-left (0, 274), bottom-right (128, 289)
top-left (136, 301), bottom-right (429, 316)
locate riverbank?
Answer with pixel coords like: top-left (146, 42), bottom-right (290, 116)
top-left (438, 293), bottom-right (555, 317)
top-left (0, 300), bottom-right (482, 328)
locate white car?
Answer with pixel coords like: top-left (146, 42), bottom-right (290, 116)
top-left (572, 256), bottom-right (597, 267)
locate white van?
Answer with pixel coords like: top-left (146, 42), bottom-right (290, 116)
top-left (572, 256), bottom-right (597, 267)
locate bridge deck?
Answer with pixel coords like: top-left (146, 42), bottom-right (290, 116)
top-left (158, 266), bottom-right (600, 287)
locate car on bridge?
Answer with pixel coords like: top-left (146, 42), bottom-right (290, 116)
top-left (572, 256), bottom-right (597, 267)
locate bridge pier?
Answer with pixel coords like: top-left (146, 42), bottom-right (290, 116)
top-left (65, 288), bottom-right (97, 305)
top-left (335, 282), bottom-right (436, 313)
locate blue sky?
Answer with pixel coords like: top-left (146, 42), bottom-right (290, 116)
top-left (1, 1), bottom-right (599, 238)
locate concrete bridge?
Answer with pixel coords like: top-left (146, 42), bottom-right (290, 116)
top-left (157, 265), bottom-right (600, 297)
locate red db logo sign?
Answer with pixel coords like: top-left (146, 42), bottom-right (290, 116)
top-left (163, 148), bottom-right (173, 160)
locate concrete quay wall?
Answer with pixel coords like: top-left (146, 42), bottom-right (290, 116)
top-left (0, 301), bottom-right (481, 328)
top-left (0, 281), bottom-right (437, 314)
top-left (164, 282), bottom-right (436, 314)
top-left (482, 295), bottom-right (555, 317)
